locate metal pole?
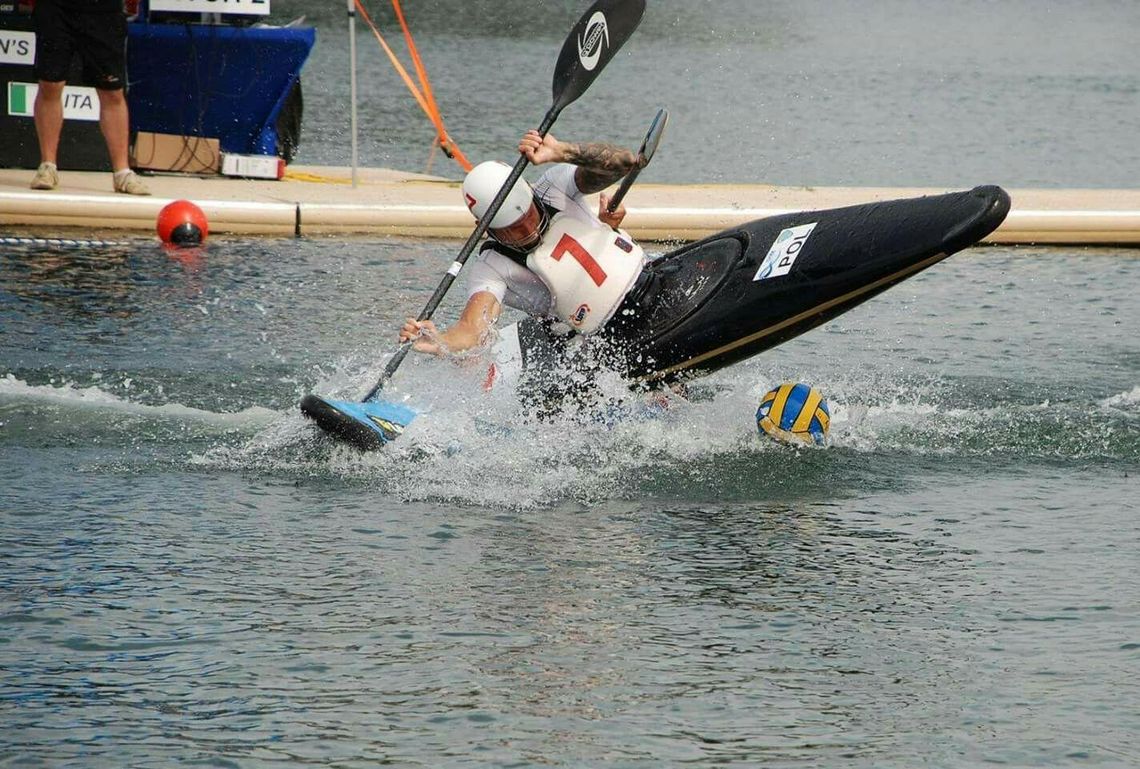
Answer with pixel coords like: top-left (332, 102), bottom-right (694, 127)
top-left (348, 0), bottom-right (359, 188)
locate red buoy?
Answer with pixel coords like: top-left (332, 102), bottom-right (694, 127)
top-left (157, 200), bottom-right (209, 246)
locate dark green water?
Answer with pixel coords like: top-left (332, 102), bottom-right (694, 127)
top-left (2, 239), bottom-right (1137, 767)
top-left (3, 0), bottom-right (1140, 765)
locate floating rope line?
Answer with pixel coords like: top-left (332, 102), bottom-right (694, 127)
top-left (0, 236), bottom-right (137, 248)
top-left (355, 0), bottom-right (472, 172)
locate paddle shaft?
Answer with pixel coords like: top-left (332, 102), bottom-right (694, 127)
top-left (606, 164), bottom-right (644, 213)
top-left (361, 109), bottom-right (558, 402)
top-left (606, 108), bottom-right (667, 213)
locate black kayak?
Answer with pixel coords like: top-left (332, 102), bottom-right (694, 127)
top-left (553, 184), bottom-right (1011, 383)
top-left (301, 185), bottom-right (1011, 449)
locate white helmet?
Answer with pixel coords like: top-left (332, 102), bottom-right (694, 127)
top-left (461, 161), bottom-right (535, 229)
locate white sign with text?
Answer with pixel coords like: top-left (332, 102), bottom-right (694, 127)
top-left (149, 0), bottom-right (271, 16)
top-left (8, 82), bottom-right (102, 121)
top-left (0, 30), bottom-right (35, 66)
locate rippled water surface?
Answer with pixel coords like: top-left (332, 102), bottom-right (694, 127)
top-left (281, 0), bottom-right (1140, 188)
top-left (2, 237), bottom-right (1137, 767)
top-left (4, 0), bottom-right (1140, 765)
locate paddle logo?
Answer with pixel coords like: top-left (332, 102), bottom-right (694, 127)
top-left (367, 415), bottom-right (405, 441)
top-left (753, 222), bottom-right (818, 281)
top-left (578, 12), bottom-right (609, 71)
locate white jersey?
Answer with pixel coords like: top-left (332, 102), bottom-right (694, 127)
top-left (464, 163), bottom-right (631, 321)
top-left (526, 213), bottom-right (645, 333)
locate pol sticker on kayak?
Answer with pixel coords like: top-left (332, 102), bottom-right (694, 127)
top-left (753, 222), bottom-right (818, 281)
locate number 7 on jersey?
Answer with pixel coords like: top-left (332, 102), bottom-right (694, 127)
top-left (551, 233), bottom-right (607, 286)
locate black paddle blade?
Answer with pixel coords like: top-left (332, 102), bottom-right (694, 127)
top-left (607, 107), bottom-right (669, 213)
top-left (641, 107), bottom-right (669, 162)
top-left (552, 0), bottom-right (647, 113)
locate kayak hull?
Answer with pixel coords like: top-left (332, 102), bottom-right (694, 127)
top-left (610, 184), bottom-right (1010, 382)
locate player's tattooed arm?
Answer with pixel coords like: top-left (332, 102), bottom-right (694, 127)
top-left (564, 142), bottom-right (644, 193)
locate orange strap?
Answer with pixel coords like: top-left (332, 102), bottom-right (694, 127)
top-left (354, 0), bottom-right (472, 172)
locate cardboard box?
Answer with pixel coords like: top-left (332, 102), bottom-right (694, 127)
top-left (131, 132), bottom-right (220, 174)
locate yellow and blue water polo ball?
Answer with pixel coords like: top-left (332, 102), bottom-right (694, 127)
top-left (756, 382), bottom-right (831, 445)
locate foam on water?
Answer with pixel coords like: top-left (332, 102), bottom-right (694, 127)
top-left (0, 374), bottom-right (279, 432)
top-left (1101, 385), bottom-right (1140, 410)
top-left (197, 358), bottom-right (1138, 509)
top-left (8, 351), bottom-right (1130, 498)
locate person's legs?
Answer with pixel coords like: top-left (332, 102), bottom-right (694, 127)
top-left (31, 1), bottom-right (73, 189)
top-left (33, 81), bottom-right (65, 167)
top-left (96, 87), bottom-right (130, 171)
top-left (97, 88), bottom-right (148, 194)
top-left (76, 11), bottom-right (149, 194)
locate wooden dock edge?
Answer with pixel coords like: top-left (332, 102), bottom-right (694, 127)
top-left (2, 166), bottom-right (1139, 245)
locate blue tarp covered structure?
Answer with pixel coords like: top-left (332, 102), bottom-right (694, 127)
top-left (127, 21), bottom-right (315, 157)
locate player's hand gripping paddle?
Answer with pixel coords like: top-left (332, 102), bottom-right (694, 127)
top-left (607, 107), bottom-right (669, 213)
top-left (360, 0), bottom-right (647, 403)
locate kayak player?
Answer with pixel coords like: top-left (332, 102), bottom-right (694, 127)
top-left (398, 130), bottom-right (650, 357)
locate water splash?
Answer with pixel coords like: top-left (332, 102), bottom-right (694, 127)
top-left (0, 374), bottom-right (278, 445)
top-left (179, 356), bottom-right (1140, 507)
top-left (1101, 386), bottom-right (1140, 410)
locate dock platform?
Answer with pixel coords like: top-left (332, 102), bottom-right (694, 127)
top-left (2, 165), bottom-right (1139, 245)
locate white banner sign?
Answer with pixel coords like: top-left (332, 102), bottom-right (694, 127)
top-left (0, 30), bottom-right (35, 66)
top-left (149, 0), bottom-right (271, 16)
top-left (8, 82), bottom-right (101, 122)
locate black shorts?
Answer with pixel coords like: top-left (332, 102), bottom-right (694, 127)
top-left (33, 2), bottom-right (127, 90)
